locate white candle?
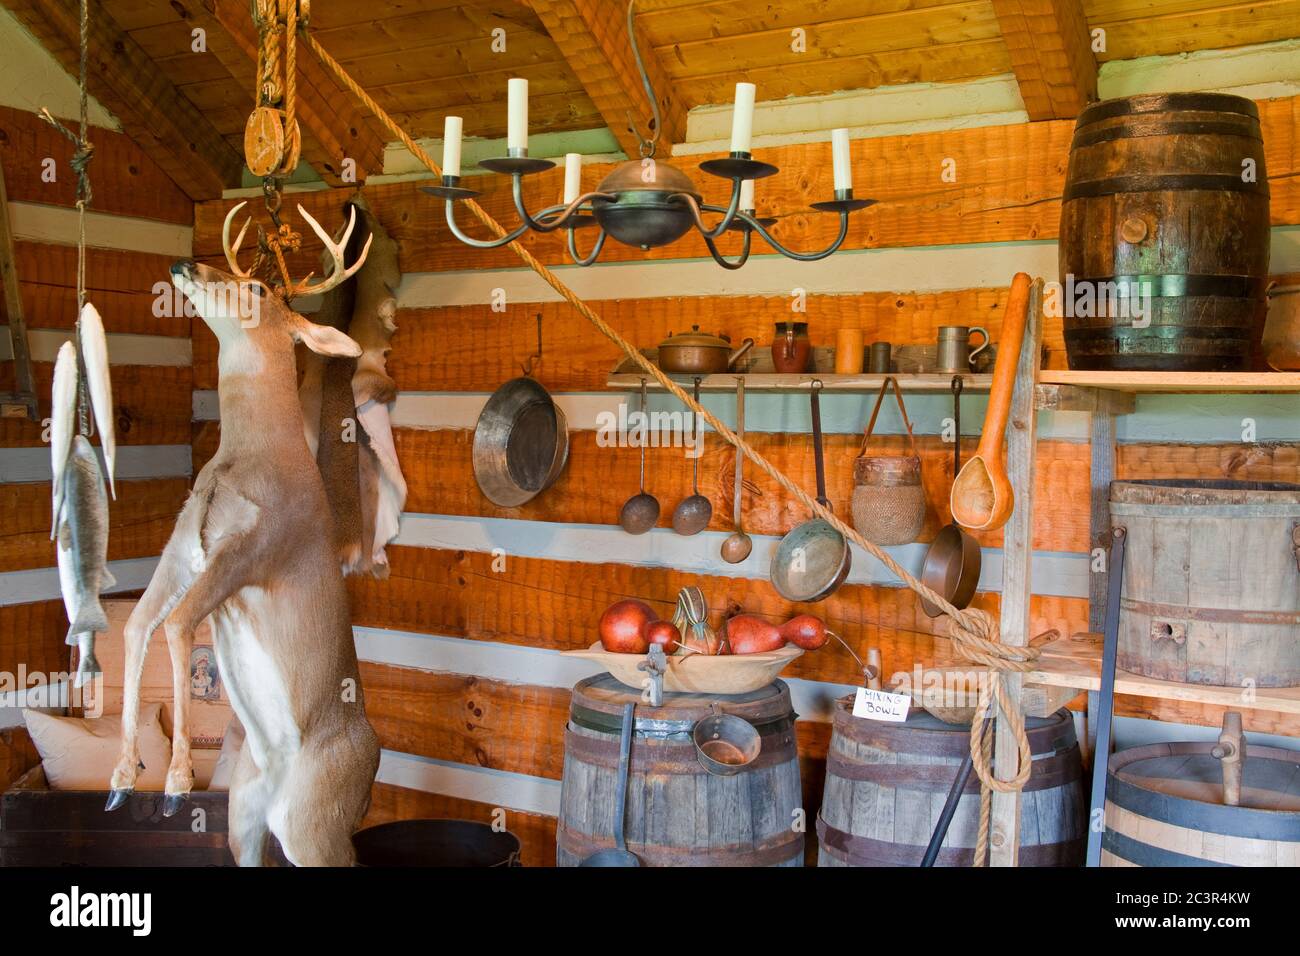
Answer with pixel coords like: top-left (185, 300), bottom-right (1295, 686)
top-left (442, 116), bottom-right (463, 178)
top-left (563, 153), bottom-right (582, 204)
top-left (739, 178), bottom-right (754, 212)
top-left (507, 78), bottom-right (529, 151)
top-left (831, 128), bottom-right (852, 192)
top-left (729, 82), bottom-right (756, 154)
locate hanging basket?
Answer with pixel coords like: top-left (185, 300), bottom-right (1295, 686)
top-left (851, 377), bottom-right (926, 546)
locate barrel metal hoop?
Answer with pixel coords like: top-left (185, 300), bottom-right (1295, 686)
top-left (1120, 597), bottom-right (1300, 627)
top-left (1063, 174), bottom-right (1268, 200)
top-left (1072, 120), bottom-right (1262, 148)
top-left (1077, 93), bottom-right (1260, 125)
top-left (568, 702), bottom-right (794, 738)
top-left (1108, 744), bottom-right (1300, 842)
top-left (815, 814), bottom-right (1082, 867)
top-left (564, 724), bottom-right (797, 774)
top-left (557, 821), bottom-right (803, 867)
top-left (830, 703), bottom-right (1071, 757)
top-left (1110, 502), bottom-right (1300, 518)
top-left (1101, 829), bottom-right (1230, 867)
top-left (825, 748), bottom-right (1080, 793)
top-left (1061, 274), bottom-right (1269, 300)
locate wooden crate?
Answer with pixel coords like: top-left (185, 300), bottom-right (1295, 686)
top-left (0, 599), bottom-right (248, 866)
top-left (0, 763), bottom-right (235, 867)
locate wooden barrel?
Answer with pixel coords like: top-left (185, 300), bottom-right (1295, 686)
top-left (1104, 742), bottom-right (1300, 866)
top-left (816, 699), bottom-right (1085, 866)
top-left (1111, 479), bottom-right (1300, 687)
top-left (1059, 93), bottom-right (1270, 371)
top-left (557, 675), bottom-right (803, 867)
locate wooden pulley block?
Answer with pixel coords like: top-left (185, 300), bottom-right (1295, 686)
top-left (276, 116), bottom-right (302, 176)
top-left (244, 107), bottom-right (302, 177)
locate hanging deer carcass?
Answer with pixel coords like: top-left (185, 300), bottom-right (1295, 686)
top-left (107, 203), bottom-right (380, 866)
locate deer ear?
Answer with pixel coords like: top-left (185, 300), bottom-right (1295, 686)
top-left (290, 316), bottom-right (362, 358)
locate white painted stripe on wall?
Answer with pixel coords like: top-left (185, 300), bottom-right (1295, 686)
top-left (0, 327), bottom-right (192, 367)
top-left (0, 445), bottom-right (191, 483)
top-left (680, 76), bottom-right (1030, 153)
top-left (352, 625), bottom-right (860, 723)
top-left (0, 9), bottom-right (119, 129)
top-left (1099, 39), bottom-right (1300, 101)
top-left (7, 202), bottom-right (192, 258)
top-left (392, 512), bottom-right (1091, 598)
top-left (376, 749), bottom-right (563, 817)
top-left (397, 240), bottom-right (1061, 306)
top-left (194, 387), bottom-right (1300, 444)
top-left (0, 557), bottom-right (157, 607)
top-left (395, 232), bottom-right (1300, 310)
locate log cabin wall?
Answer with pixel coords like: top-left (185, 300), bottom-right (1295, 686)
top-left (188, 60), bottom-right (1300, 864)
top-left (3, 0), bottom-right (1297, 868)
top-left (0, 12), bottom-right (194, 790)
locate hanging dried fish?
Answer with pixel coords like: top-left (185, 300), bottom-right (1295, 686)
top-left (79, 303), bottom-right (116, 499)
top-left (49, 342), bottom-right (78, 535)
top-left (56, 435), bottom-right (113, 688)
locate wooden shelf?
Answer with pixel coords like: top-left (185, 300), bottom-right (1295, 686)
top-left (1038, 370), bottom-right (1300, 393)
top-left (1028, 634), bottom-right (1300, 715)
top-left (606, 371), bottom-right (992, 393)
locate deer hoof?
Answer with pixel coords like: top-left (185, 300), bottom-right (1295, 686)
top-left (162, 793), bottom-right (189, 817)
top-left (104, 789), bottom-right (132, 812)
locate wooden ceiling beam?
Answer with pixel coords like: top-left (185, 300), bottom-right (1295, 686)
top-left (528, 0), bottom-right (685, 157)
top-left (191, 0), bottom-right (388, 185)
top-left (991, 0), bottom-right (1098, 120)
top-left (0, 0), bottom-right (244, 200)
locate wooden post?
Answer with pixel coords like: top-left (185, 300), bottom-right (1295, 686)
top-left (1084, 397), bottom-right (1117, 765)
top-left (0, 158), bottom-right (38, 421)
top-left (989, 279), bottom-right (1043, 867)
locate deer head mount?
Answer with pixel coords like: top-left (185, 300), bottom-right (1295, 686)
top-left (223, 201), bottom-right (373, 300)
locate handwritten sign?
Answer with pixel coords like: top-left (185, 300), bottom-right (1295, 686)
top-left (852, 687), bottom-right (911, 722)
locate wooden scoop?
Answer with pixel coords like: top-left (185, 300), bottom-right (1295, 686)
top-left (950, 272), bottom-right (1033, 532)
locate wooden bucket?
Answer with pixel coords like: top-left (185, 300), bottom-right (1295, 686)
top-left (1111, 479), bottom-right (1300, 687)
top-left (557, 675), bottom-right (803, 867)
top-left (1059, 93), bottom-right (1270, 371)
top-left (1104, 742), bottom-right (1300, 866)
top-left (816, 699), bottom-right (1085, 866)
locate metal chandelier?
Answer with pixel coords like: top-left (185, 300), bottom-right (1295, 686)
top-left (421, 1), bottom-right (874, 269)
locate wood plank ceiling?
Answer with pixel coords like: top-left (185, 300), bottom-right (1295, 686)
top-left (6, 0), bottom-right (1297, 194)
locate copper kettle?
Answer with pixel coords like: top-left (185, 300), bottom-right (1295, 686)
top-left (656, 326), bottom-right (755, 375)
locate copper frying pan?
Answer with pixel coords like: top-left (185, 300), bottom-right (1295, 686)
top-left (921, 376), bottom-right (981, 617)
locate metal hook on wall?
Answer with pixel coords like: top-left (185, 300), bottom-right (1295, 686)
top-left (521, 312), bottom-right (543, 377)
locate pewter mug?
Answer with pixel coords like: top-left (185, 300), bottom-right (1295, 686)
top-left (936, 326), bottom-right (990, 372)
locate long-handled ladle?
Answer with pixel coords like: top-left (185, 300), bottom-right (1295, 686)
top-left (619, 378), bottom-right (660, 534)
top-left (720, 378), bottom-right (752, 562)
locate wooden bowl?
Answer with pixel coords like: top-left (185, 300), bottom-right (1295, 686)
top-left (565, 643), bottom-right (803, 694)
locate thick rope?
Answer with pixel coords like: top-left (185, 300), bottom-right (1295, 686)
top-left (38, 0), bottom-right (93, 439)
top-left (304, 31), bottom-right (1039, 858)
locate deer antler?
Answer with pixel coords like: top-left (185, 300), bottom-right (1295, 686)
top-left (289, 204), bottom-right (373, 298)
top-left (222, 201), bottom-right (254, 279)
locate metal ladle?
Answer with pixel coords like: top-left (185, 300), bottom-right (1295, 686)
top-left (579, 702), bottom-right (640, 867)
top-left (672, 377), bottom-right (712, 535)
top-left (721, 378), bottom-right (752, 563)
top-left (619, 378), bottom-right (660, 534)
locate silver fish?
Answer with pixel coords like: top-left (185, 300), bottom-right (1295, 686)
top-left (55, 435), bottom-right (114, 688)
top-left (79, 303), bottom-right (116, 500)
top-left (50, 341), bottom-right (78, 536)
